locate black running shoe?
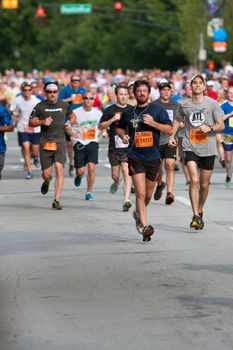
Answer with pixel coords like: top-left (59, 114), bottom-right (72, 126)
top-left (154, 181), bottom-right (166, 200)
top-left (190, 215), bottom-right (203, 230)
top-left (41, 177), bottom-right (52, 195)
top-left (52, 199), bottom-right (62, 210)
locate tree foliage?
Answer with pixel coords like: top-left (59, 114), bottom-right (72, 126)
top-left (0, 0), bottom-right (232, 72)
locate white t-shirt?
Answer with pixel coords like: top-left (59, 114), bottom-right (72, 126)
top-left (10, 95), bottom-right (41, 133)
top-left (71, 106), bottom-right (102, 146)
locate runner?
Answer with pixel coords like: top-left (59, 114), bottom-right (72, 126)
top-left (59, 75), bottom-right (86, 177)
top-left (99, 84), bottom-right (133, 212)
top-left (29, 82), bottom-right (76, 210)
top-left (153, 81), bottom-right (179, 204)
top-left (10, 83), bottom-right (41, 179)
top-left (169, 74), bottom-right (224, 229)
top-left (66, 89), bottom-right (102, 200)
top-left (0, 104), bottom-right (14, 180)
top-left (116, 80), bottom-right (173, 241)
top-left (220, 86), bottom-right (233, 187)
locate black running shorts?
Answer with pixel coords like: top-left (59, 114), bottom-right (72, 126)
top-left (40, 143), bottom-right (66, 171)
top-left (74, 141), bottom-right (99, 168)
top-left (108, 149), bottom-right (128, 166)
top-left (184, 151), bottom-right (215, 170)
top-left (128, 158), bottom-right (161, 182)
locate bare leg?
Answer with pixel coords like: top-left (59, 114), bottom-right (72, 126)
top-left (54, 162), bottom-right (64, 201)
top-left (186, 161), bottom-right (200, 216)
top-left (198, 169), bottom-right (212, 214)
top-left (164, 158), bottom-right (175, 193)
top-left (87, 162), bottom-right (95, 193)
top-left (121, 161), bottom-right (132, 200)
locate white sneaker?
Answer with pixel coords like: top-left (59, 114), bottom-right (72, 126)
top-left (123, 199), bottom-right (132, 212)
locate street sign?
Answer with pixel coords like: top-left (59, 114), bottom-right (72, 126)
top-left (60, 4), bottom-right (92, 15)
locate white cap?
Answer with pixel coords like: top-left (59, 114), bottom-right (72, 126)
top-left (206, 80), bottom-right (214, 86)
top-left (128, 81), bottom-right (135, 87)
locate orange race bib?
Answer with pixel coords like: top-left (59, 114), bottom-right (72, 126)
top-left (43, 142), bottom-right (57, 151)
top-left (72, 94), bottom-right (83, 105)
top-left (82, 128), bottom-right (96, 140)
top-left (190, 129), bottom-right (207, 144)
top-left (135, 131), bottom-right (153, 148)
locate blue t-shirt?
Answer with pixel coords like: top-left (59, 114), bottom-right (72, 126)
top-left (0, 105), bottom-right (14, 153)
top-left (117, 103), bottom-right (172, 161)
top-left (58, 85), bottom-right (86, 110)
top-left (221, 101), bottom-right (233, 135)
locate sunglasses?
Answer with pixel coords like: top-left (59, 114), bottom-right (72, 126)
top-left (84, 97), bottom-right (94, 100)
top-left (23, 89), bottom-right (32, 92)
top-left (47, 90), bottom-right (58, 94)
top-left (71, 79), bottom-right (80, 82)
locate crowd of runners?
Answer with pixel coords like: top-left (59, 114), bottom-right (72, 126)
top-left (0, 64), bottom-right (233, 242)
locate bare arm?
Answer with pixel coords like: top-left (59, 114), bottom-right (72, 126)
top-left (0, 125), bottom-right (14, 132)
top-left (199, 117), bottom-right (224, 133)
top-left (168, 118), bottom-right (181, 146)
top-left (29, 116), bottom-right (53, 127)
top-left (99, 114), bottom-right (119, 130)
top-left (143, 113), bottom-right (173, 135)
top-left (116, 127), bottom-right (130, 144)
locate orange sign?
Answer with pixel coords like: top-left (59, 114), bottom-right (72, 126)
top-left (2, 0), bottom-right (18, 9)
top-left (135, 131), bottom-right (153, 148)
top-left (190, 129), bottom-right (207, 144)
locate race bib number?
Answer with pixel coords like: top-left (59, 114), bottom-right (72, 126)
top-left (43, 142), bottom-right (57, 151)
top-left (190, 129), bottom-right (207, 144)
top-left (135, 131), bottom-right (153, 148)
top-left (82, 128), bottom-right (96, 140)
top-left (72, 94), bottom-right (83, 105)
top-left (229, 117), bottom-right (233, 128)
top-left (167, 110), bottom-right (174, 121)
top-left (114, 135), bottom-right (128, 148)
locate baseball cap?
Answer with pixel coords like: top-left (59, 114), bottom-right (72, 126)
top-left (158, 81), bottom-right (171, 90)
top-left (206, 80), bottom-right (214, 86)
top-left (190, 74), bottom-right (205, 84)
top-left (128, 81), bottom-right (135, 87)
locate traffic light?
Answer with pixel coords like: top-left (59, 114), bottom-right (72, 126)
top-left (114, 1), bottom-right (122, 15)
top-left (35, 5), bottom-right (46, 18)
top-left (2, 0), bottom-right (18, 9)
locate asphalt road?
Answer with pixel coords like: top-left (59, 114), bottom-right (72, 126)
top-left (0, 132), bottom-right (233, 350)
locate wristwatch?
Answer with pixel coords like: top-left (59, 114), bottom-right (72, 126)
top-left (209, 125), bottom-right (214, 132)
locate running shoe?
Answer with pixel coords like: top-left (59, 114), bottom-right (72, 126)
top-left (52, 199), bottom-right (62, 210)
top-left (225, 175), bottom-right (231, 187)
top-left (74, 175), bottom-right (82, 187)
top-left (190, 215), bottom-right (204, 230)
top-left (142, 225), bottom-right (154, 242)
top-left (85, 193), bottom-right (94, 201)
top-left (165, 192), bottom-right (174, 205)
top-left (123, 199), bottom-right (132, 212)
top-left (219, 158), bottom-right (225, 168)
top-left (25, 171), bottom-right (33, 180)
top-left (154, 181), bottom-right (166, 200)
top-left (130, 186), bottom-right (135, 194)
top-left (41, 176), bottom-right (52, 195)
top-left (69, 164), bottom-right (74, 177)
top-left (133, 210), bottom-right (143, 234)
top-left (110, 181), bottom-right (120, 194)
top-left (33, 157), bottom-right (40, 168)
